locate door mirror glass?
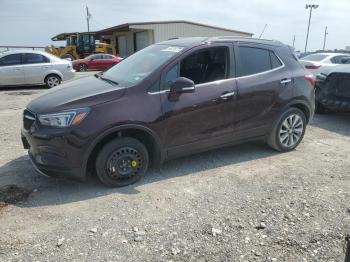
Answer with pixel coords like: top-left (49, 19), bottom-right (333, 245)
top-left (170, 77), bottom-right (195, 93)
top-left (168, 77), bottom-right (195, 101)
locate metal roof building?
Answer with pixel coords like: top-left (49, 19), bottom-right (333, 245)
top-left (95, 20), bottom-right (253, 57)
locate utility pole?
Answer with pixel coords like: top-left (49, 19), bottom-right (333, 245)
top-left (292, 35), bottom-right (296, 48)
top-left (304, 4), bottom-right (319, 53)
top-left (323, 26), bottom-right (328, 50)
top-left (86, 6), bottom-right (91, 32)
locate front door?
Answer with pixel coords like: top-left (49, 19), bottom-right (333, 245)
top-left (0, 53), bottom-right (25, 86)
top-left (234, 44), bottom-right (293, 137)
top-left (158, 45), bottom-right (237, 157)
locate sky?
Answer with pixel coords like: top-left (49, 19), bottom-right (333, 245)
top-left (0, 0), bottom-right (349, 52)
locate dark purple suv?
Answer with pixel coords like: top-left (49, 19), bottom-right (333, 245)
top-left (21, 37), bottom-right (315, 187)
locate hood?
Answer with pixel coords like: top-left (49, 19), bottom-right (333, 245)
top-left (27, 76), bottom-right (126, 114)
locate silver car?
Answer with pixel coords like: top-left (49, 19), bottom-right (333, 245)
top-left (0, 50), bottom-right (75, 88)
top-left (299, 52), bottom-right (350, 76)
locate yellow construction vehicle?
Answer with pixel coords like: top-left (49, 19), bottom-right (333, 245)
top-left (45, 32), bottom-right (115, 60)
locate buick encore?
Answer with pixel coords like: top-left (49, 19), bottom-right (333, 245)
top-left (21, 37), bottom-right (315, 187)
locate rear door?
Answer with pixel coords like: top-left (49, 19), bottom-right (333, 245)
top-left (0, 53), bottom-right (25, 86)
top-left (90, 54), bottom-right (104, 70)
top-left (158, 44), bottom-right (238, 157)
top-left (102, 54), bottom-right (116, 69)
top-left (22, 53), bottom-right (51, 84)
top-left (234, 43), bottom-right (292, 137)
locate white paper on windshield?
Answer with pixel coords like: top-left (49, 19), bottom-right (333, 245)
top-left (161, 47), bottom-right (184, 53)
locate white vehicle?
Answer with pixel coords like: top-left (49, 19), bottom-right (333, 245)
top-left (299, 52), bottom-right (350, 76)
top-left (0, 50), bottom-right (75, 88)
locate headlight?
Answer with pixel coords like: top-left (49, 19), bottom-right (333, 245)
top-left (38, 108), bottom-right (89, 128)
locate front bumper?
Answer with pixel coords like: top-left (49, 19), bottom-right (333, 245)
top-left (21, 126), bottom-right (88, 181)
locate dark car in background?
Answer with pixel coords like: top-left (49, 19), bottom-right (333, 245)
top-left (21, 37), bottom-right (315, 187)
top-left (72, 53), bottom-right (122, 72)
top-left (315, 65), bottom-right (350, 113)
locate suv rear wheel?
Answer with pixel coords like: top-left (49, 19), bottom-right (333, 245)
top-left (96, 137), bottom-right (149, 187)
top-left (267, 108), bottom-right (306, 152)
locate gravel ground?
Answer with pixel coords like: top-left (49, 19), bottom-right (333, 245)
top-left (0, 79), bottom-right (349, 261)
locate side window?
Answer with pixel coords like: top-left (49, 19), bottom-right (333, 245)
top-left (24, 53), bottom-right (49, 64)
top-left (180, 47), bottom-right (228, 85)
top-left (270, 51), bottom-right (282, 69)
top-left (103, 55), bottom-right (113, 59)
top-left (94, 54), bottom-right (103, 59)
top-left (237, 47), bottom-right (272, 77)
top-left (0, 54), bottom-right (22, 66)
top-left (162, 63), bottom-right (179, 90)
top-left (331, 56), bottom-right (342, 64)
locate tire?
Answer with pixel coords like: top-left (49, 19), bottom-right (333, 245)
top-left (78, 64), bottom-right (88, 72)
top-left (267, 108), bottom-right (307, 152)
top-left (96, 137), bottom-right (149, 187)
top-left (45, 74), bottom-right (61, 88)
top-left (315, 101), bottom-right (328, 114)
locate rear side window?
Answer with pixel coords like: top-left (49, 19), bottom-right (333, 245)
top-left (0, 53), bottom-right (22, 66)
top-left (330, 55), bottom-right (350, 64)
top-left (102, 55), bottom-right (113, 59)
top-left (23, 53), bottom-right (49, 64)
top-left (302, 54), bottom-right (328, 62)
top-left (237, 47), bottom-right (282, 77)
top-left (270, 52), bottom-right (282, 68)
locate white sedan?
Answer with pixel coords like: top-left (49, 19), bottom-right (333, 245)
top-left (0, 50), bottom-right (75, 88)
top-left (299, 52), bottom-right (350, 76)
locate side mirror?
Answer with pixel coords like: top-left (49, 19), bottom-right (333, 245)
top-left (168, 77), bottom-right (195, 101)
top-left (90, 58), bottom-right (94, 61)
top-left (170, 77), bottom-right (195, 94)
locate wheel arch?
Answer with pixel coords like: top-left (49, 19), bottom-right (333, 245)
top-left (83, 124), bottom-right (164, 177)
top-left (284, 99), bottom-right (313, 123)
top-left (44, 71), bottom-right (62, 84)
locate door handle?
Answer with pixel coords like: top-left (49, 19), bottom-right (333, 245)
top-left (14, 68), bottom-right (21, 71)
top-left (280, 78), bottom-right (292, 85)
top-left (220, 91), bottom-right (235, 100)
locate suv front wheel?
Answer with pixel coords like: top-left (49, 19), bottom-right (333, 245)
top-left (267, 108), bottom-right (307, 152)
top-left (96, 137), bottom-right (149, 187)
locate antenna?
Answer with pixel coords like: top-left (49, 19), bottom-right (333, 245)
top-left (259, 24), bottom-right (268, 39)
top-left (292, 35), bottom-right (296, 48)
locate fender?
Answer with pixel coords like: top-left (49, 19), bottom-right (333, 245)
top-left (82, 124), bottom-right (165, 173)
top-left (282, 98), bottom-right (314, 123)
top-left (43, 70), bottom-right (64, 83)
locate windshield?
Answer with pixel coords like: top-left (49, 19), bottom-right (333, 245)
top-left (102, 44), bottom-right (184, 87)
top-left (302, 54), bottom-right (328, 62)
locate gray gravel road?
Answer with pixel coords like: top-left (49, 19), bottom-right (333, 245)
top-left (0, 81), bottom-right (349, 261)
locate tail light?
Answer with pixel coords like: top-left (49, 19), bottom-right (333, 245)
top-left (304, 73), bottom-right (316, 88)
top-left (305, 65), bottom-right (321, 70)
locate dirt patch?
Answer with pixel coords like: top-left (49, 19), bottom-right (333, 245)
top-left (0, 185), bottom-right (31, 205)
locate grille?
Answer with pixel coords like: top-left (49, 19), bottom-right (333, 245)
top-left (23, 109), bottom-right (36, 130)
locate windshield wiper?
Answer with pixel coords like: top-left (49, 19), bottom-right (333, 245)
top-left (99, 76), bottom-right (119, 86)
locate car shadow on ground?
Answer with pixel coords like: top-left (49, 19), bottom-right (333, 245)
top-left (310, 113), bottom-right (350, 136)
top-left (0, 142), bottom-right (278, 208)
top-left (0, 86), bottom-right (45, 92)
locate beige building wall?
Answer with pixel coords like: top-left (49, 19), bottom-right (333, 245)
top-left (130, 22), bottom-right (251, 43)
